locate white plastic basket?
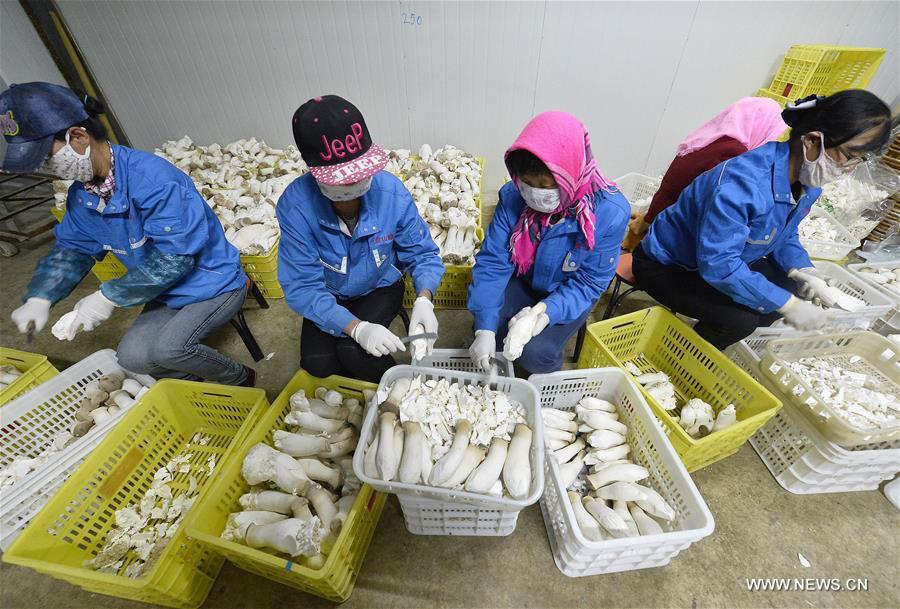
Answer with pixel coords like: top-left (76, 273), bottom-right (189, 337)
top-left (728, 342), bottom-right (899, 494)
top-left (846, 260), bottom-right (900, 330)
top-left (613, 172), bottom-right (661, 214)
top-left (413, 349), bottom-right (513, 377)
top-left (764, 261), bottom-right (894, 332)
top-left (352, 365), bottom-right (544, 536)
top-left (0, 349), bottom-right (155, 550)
top-left (760, 332), bottom-right (900, 447)
top-left (799, 206), bottom-right (858, 261)
top-left (528, 368), bottom-right (714, 576)
top-left (742, 327), bottom-right (820, 363)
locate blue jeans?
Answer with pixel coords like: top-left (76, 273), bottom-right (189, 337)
top-left (494, 276), bottom-right (593, 374)
top-left (116, 284), bottom-right (248, 384)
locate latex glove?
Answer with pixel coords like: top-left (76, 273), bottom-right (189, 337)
top-left (408, 296), bottom-right (438, 358)
top-left (788, 267), bottom-right (833, 307)
top-left (11, 297), bottom-right (51, 334)
top-left (777, 295), bottom-right (830, 331)
top-left (351, 321), bottom-right (406, 357)
top-left (469, 329), bottom-right (496, 373)
top-left (66, 290), bottom-right (117, 339)
top-left (503, 301), bottom-right (550, 361)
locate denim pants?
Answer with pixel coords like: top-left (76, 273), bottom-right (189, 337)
top-left (116, 283), bottom-right (248, 384)
top-left (495, 276), bottom-right (593, 374)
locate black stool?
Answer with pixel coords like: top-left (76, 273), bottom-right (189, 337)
top-left (230, 280), bottom-right (269, 362)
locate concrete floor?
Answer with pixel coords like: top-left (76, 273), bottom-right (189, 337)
top-left (1, 230), bottom-right (898, 609)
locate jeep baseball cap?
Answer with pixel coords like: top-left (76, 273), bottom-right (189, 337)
top-left (0, 82), bottom-right (89, 173)
top-left (292, 95), bottom-right (387, 185)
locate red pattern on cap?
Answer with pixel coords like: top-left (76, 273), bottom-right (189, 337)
top-left (310, 143), bottom-right (388, 185)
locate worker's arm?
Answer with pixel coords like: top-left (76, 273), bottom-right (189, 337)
top-left (695, 168), bottom-right (792, 313)
top-left (393, 190), bottom-right (444, 297)
top-left (544, 194), bottom-right (629, 325)
top-left (468, 183), bottom-right (518, 332)
top-left (276, 194), bottom-right (356, 336)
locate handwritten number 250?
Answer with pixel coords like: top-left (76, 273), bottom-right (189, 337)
top-left (402, 12), bottom-right (423, 26)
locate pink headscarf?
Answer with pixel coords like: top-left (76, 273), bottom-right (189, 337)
top-left (676, 97), bottom-right (788, 157)
top-left (505, 112), bottom-right (615, 275)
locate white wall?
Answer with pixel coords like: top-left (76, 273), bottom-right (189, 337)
top-left (0, 0), bottom-right (66, 87)
top-left (53, 0), bottom-right (899, 189)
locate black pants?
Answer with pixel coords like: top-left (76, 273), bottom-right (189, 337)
top-left (301, 281), bottom-right (405, 383)
top-left (632, 244), bottom-right (800, 350)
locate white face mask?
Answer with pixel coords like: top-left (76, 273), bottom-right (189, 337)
top-left (317, 176), bottom-right (372, 201)
top-left (41, 130), bottom-right (94, 182)
top-left (517, 180), bottom-right (561, 213)
top-left (798, 132), bottom-right (853, 188)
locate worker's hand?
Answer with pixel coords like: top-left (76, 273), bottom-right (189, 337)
top-left (777, 295), bottom-right (831, 331)
top-left (621, 212), bottom-right (648, 251)
top-left (67, 290), bottom-right (117, 339)
top-left (788, 267), bottom-right (834, 307)
top-left (351, 321), bottom-right (406, 357)
top-left (10, 297), bottom-right (51, 333)
top-left (503, 301), bottom-right (550, 361)
top-left (469, 329), bottom-right (496, 373)
top-left (408, 296), bottom-right (438, 357)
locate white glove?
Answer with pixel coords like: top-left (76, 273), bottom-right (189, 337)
top-left (408, 296), bottom-right (438, 358)
top-left (788, 267), bottom-right (833, 307)
top-left (350, 321), bottom-right (406, 357)
top-left (777, 295), bottom-right (830, 331)
top-left (469, 329), bottom-right (496, 373)
top-left (11, 297), bottom-right (51, 334)
top-left (502, 301), bottom-right (550, 361)
top-left (66, 290), bottom-right (117, 339)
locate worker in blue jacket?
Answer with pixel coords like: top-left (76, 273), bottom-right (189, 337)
top-left (468, 112), bottom-right (629, 375)
top-left (4, 82), bottom-right (254, 386)
top-left (277, 95), bottom-right (444, 382)
top-left (635, 91), bottom-right (891, 349)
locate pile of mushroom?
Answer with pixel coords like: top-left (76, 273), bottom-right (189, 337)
top-left (0, 365), bottom-right (23, 391)
top-left (223, 386), bottom-right (364, 566)
top-left (362, 376), bottom-right (535, 500)
top-left (818, 174), bottom-right (890, 239)
top-left (401, 144), bottom-right (484, 264)
top-left (798, 215), bottom-right (844, 243)
top-left (624, 362), bottom-right (736, 439)
top-left (0, 373), bottom-right (152, 492)
top-left (86, 434), bottom-right (216, 576)
top-left (853, 264), bottom-right (900, 294)
top-left (154, 136), bottom-right (308, 255)
top-left (383, 148), bottom-right (412, 176)
top-left (782, 355), bottom-right (899, 431)
top-left (543, 394), bottom-right (677, 540)
top-left (71, 374), bottom-right (152, 439)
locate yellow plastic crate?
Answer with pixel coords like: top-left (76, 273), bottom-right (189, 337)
top-left (0, 348), bottom-right (59, 406)
top-left (767, 45), bottom-right (885, 100)
top-left (576, 307), bottom-right (782, 472)
top-left (184, 370), bottom-right (385, 602)
top-left (51, 207), bottom-right (282, 296)
top-left (402, 226), bottom-right (485, 309)
top-left (240, 237), bottom-right (283, 298)
top-left (3, 380), bottom-right (270, 609)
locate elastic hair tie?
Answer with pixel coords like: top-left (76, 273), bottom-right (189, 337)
top-left (785, 94), bottom-right (824, 111)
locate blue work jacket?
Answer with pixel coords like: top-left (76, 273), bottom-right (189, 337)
top-left (276, 171), bottom-right (444, 336)
top-left (55, 145), bottom-right (246, 308)
top-left (642, 141), bottom-right (818, 314)
top-left (468, 181), bottom-right (630, 331)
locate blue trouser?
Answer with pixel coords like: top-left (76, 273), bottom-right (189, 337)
top-left (494, 275), bottom-right (593, 374)
top-left (116, 283), bottom-right (248, 384)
